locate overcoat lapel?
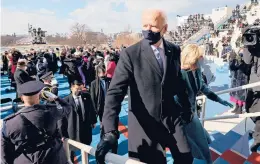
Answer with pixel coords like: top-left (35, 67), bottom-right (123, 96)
top-left (161, 39), bottom-right (172, 84)
top-left (141, 39), bottom-right (162, 78)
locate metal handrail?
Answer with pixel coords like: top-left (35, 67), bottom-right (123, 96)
top-left (196, 81), bottom-right (260, 100)
top-left (198, 81), bottom-right (260, 126)
top-left (202, 112), bottom-right (260, 121)
top-left (64, 139), bottom-right (145, 164)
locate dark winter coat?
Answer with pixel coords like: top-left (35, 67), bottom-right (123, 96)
top-left (90, 78), bottom-right (111, 121)
top-left (14, 68), bottom-right (35, 88)
top-left (102, 39), bottom-right (192, 163)
top-left (243, 47), bottom-right (260, 113)
top-left (58, 92), bottom-right (97, 150)
top-left (229, 57), bottom-right (250, 101)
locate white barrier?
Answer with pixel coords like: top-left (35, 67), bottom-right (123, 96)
top-left (197, 81), bottom-right (260, 126)
top-left (64, 139), bottom-right (145, 164)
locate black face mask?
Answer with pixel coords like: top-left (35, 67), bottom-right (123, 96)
top-left (142, 27), bottom-right (164, 45)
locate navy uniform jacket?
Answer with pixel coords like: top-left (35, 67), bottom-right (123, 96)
top-left (1, 98), bottom-right (72, 164)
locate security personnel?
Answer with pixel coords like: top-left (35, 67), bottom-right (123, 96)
top-left (1, 81), bottom-right (72, 164)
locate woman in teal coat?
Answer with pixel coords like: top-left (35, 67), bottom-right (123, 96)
top-left (177, 44), bottom-right (233, 164)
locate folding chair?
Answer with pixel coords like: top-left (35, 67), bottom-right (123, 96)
top-left (12, 98), bottom-right (22, 113)
top-left (0, 98), bottom-right (13, 112)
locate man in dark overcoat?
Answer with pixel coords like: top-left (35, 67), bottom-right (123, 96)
top-left (14, 59), bottom-right (35, 89)
top-left (58, 79), bottom-right (97, 162)
top-left (95, 9), bottom-right (193, 164)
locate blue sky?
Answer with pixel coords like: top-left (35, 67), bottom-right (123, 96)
top-left (2, 0), bottom-right (247, 35)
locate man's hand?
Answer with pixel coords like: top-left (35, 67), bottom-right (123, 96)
top-left (95, 131), bottom-right (118, 164)
top-left (180, 111), bottom-right (194, 125)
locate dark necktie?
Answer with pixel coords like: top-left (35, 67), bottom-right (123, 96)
top-left (75, 97), bottom-right (83, 121)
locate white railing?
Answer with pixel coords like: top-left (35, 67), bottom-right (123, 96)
top-left (63, 139), bottom-right (145, 164)
top-left (197, 81), bottom-right (260, 126)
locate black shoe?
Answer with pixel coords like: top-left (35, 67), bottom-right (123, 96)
top-left (250, 142), bottom-right (260, 152)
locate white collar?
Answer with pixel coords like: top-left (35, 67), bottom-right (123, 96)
top-left (151, 40), bottom-right (164, 51)
top-left (72, 94), bottom-right (81, 99)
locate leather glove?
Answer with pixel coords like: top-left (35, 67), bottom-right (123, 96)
top-left (219, 100), bottom-right (234, 108)
top-left (180, 111), bottom-right (194, 125)
top-left (95, 131), bottom-right (118, 164)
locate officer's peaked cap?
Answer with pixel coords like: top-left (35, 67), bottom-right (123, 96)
top-left (18, 81), bottom-right (45, 96)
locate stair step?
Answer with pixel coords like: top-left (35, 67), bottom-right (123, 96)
top-left (243, 152), bottom-right (260, 164)
top-left (210, 131), bottom-right (225, 142)
top-left (213, 150), bottom-right (247, 164)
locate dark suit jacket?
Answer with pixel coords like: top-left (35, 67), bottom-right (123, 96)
top-left (90, 78), bottom-right (111, 121)
top-left (14, 68), bottom-right (35, 88)
top-left (58, 92), bottom-right (97, 146)
top-left (49, 53), bottom-right (58, 73)
top-left (26, 60), bottom-right (37, 76)
top-left (102, 39), bottom-right (192, 158)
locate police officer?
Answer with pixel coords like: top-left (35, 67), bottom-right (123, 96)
top-left (1, 81), bottom-right (72, 164)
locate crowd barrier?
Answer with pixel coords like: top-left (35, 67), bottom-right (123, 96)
top-left (63, 139), bottom-right (145, 164)
top-left (197, 81), bottom-right (260, 126)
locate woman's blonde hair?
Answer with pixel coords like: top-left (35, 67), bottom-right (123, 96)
top-left (181, 44), bottom-right (204, 70)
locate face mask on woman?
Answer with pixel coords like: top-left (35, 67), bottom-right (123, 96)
top-left (196, 57), bottom-right (204, 69)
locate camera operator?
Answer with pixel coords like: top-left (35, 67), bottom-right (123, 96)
top-left (242, 24), bottom-right (260, 151)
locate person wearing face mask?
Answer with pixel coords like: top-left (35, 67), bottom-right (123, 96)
top-left (96, 9), bottom-right (194, 164)
top-left (58, 79), bottom-right (97, 163)
top-left (14, 59), bottom-right (35, 94)
top-left (90, 65), bottom-right (113, 139)
top-left (177, 44), bottom-right (233, 164)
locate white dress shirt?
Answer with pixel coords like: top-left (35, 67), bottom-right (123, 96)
top-left (151, 40), bottom-right (166, 67)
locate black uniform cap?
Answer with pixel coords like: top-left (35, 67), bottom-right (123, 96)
top-left (40, 71), bottom-right (53, 80)
top-left (18, 81), bottom-right (45, 96)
